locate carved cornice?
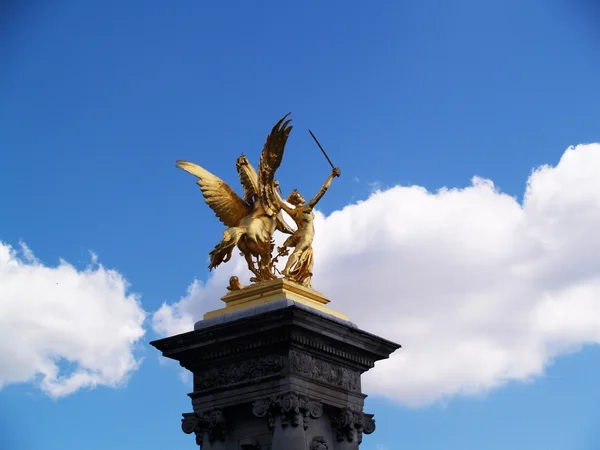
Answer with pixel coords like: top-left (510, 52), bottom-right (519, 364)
top-left (289, 350), bottom-right (360, 392)
top-left (151, 305), bottom-right (401, 372)
top-left (290, 332), bottom-right (375, 368)
top-left (188, 333), bottom-right (375, 372)
top-left (189, 334), bottom-right (291, 364)
top-left (186, 331), bottom-right (375, 369)
top-left (252, 393), bottom-right (323, 431)
top-left (194, 354), bottom-right (284, 390)
top-left (332, 408), bottom-right (376, 444)
top-left (181, 409), bottom-right (226, 445)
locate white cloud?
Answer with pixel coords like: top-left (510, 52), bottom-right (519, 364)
top-left (0, 244), bottom-right (146, 398)
top-left (151, 255), bottom-right (249, 337)
top-left (152, 143), bottom-right (600, 407)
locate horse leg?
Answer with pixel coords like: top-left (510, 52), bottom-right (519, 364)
top-left (239, 241), bottom-right (261, 280)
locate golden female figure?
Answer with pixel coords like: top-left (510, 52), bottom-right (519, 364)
top-left (275, 167), bottom-right (341, 288)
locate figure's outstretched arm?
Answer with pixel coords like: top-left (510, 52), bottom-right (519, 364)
top-left (307, 168), bottom-right (341, 209)
top-left (273, 181), bottom-right (295, 216)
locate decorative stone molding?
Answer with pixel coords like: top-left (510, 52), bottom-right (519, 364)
top-left (181, 409), bottom-right (226, 446)
top-left (289, 350), bottom-right (360, 392)
top-left (189, 331), bottom-right (376, 368)
top-left (362, 413), bottom-right (376, 435)
top-left (290, 332), bottom-right (375, 368)
top-left (194, 355), bottom-right (284, 390)
top-left (332, 408), bottom-right (376, 444)
top-left (193, 334), bottom-right (291, 362)
top-left (300, 397), bottom-right (324, 430)
top-left (251, 397), bottom-right (276, 430)
top-left (181, 412), bottom-right (198, 435)
top-left (252, 393), bottom-right (323, 431)
top-left (150, 303), bottom-right (401, 450)
top-left (309, 436), bottom-right (329, 450)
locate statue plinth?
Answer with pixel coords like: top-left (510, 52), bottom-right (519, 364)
top-left (205, 278), bottom-right (348, 321)
top-left (151, 285), bottom-right (400, 450)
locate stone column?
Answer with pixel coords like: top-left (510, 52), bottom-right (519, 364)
top-left (151, 283), bottom-right (400, 450)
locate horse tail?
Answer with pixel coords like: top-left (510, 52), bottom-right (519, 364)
top-left (209, 227), bottom-right (245, 270)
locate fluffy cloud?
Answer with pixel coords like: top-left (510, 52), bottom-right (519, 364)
top-left (152, 143), bottom-right (600, 407)
top-left (0, 244), bottom-right (146, 397)
top-left (152, 253), bottom-right (251, 337)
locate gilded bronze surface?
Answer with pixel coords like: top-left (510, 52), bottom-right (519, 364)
top-left (177, 114), bottom-right (339, 288)
top-left (274, 167), bottom-right (340, 288)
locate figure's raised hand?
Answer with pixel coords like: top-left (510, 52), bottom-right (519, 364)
top-left (332, 167), bottom-right (341, 178)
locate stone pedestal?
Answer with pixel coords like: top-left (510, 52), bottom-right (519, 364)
top-left (150, 280), bottom-right (400, 450)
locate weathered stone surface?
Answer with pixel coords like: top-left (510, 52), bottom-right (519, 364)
top-left (151, 303), bottom-right (400, 449)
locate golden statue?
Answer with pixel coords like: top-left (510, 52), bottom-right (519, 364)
top-left (176, 115), bottom-right (295, 283)
top-left (273, 167), bottom-right (340, 288)
top-left (177, 114), bottom-right (341, 291)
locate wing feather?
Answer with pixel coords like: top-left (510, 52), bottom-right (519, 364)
top-left (176, 160), bottom-right (251, 227)
top-left (258, 113), bottom-right (293, 216)
top-left (236, 154), bottom-right (259, 204)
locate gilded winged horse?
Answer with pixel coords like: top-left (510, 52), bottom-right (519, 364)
top-left (176, 115), bottom-right (294, 282)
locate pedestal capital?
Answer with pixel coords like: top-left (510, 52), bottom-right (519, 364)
top-left (332, 407), bottom-right (376, 445)
top-left (252, 392), bottom-right (323, 430)
top-left (151, 298), bottom-right (399, 449)
top-left (181, 409), bottom-right (226, 446)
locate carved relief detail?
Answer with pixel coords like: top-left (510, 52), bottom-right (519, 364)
top-left (362, 413), bottom-right (376, 435)
top-left (289, 350), bottom-right (360, 392)
top-left (192, 333), bottom-right (291, 362)
top-left (181, 409), bottom-right (226, 446)
top-left (194, 354), bottom-right (284, 390)
top-left (332, 408), bottom-right (376, 444)
top-left (309, 436), bottom-right (329, 450)
top-left (252, 392), bottom-right (323, 431)
top-left (290, 332), bottom-right (374, 367)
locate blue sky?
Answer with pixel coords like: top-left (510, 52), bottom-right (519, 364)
top-left (1, 1), bottom-right (600, 449)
